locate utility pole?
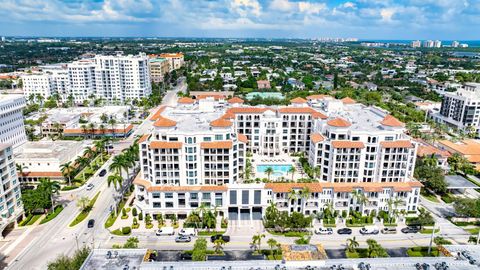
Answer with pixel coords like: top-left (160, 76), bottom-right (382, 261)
top-left (427, 226), bottom-right (436, 255)
top-left (74, 233), bottom-right (79, 250)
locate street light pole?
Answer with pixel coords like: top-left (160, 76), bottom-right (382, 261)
top-left (476, 228), bottom-right (480, 245)
top-left (74, 233), bottom-right (79, 250)
top-left (427, 226), bottom-right (436, 255)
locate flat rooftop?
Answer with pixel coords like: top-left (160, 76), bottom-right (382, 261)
top-left (162, 106), bottom-right (225, 133)
top-left (445, 175), bottom-right (479, 189)
top-left (14, 140), bottom-right (88, 162)
top-left (80, 249), bottom-right (146, 270)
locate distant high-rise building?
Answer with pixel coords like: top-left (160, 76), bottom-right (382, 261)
top-left (452, 41), bottom-right (460, 48)
top-left (411, 40), bottom-right (421, 48)
top-left (433, 40), bottom-right (442, 48)
top-left (1, 36), bottom-right (5, 42)
top-left (422, 40), bottom-right (434, 48)
top-left (22, 53), bottom-right (151, 103)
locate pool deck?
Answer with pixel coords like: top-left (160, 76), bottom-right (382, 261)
top-left (251, 153), bottom-right (304, 181)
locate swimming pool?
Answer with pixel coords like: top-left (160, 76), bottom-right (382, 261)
top-left (256, 164), bottom-right (293, 177)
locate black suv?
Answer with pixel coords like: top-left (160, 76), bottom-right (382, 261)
top-left (99, 169), bottom-right (107, 177)
top-left (210, 234), bottom-right (230, 243)
top-left (87, 219), bottom-right (95, 228)
top-left (401, 226), bottom-right (420, 234)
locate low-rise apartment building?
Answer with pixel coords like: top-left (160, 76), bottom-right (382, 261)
top-left (133, 96), bottom-right (421, 220)
top-left (159, 53), bottom-right (185, 71)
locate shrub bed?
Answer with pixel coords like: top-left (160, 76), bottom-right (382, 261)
top-left (40, 205), bottom-right (64, 224)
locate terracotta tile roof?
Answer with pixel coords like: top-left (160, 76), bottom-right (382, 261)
top-left (238, 133), bottom-right (248, 143)
top-left (227, 97), bottom-right (244, 104)
top-left (438, 139), bottom-right (480, 156)
top-left (277, 107), bottom-right (328, 119)
top-left (306, 94), bottom-right (331, 100)
top-left (159, 53), bottom-right (184, 58)
top-left (137, 134), bottom-right (150, 144)
top-left (153, 116), bottom-right (177, 128)
top-left (327, 117), bottom-right (351, 127)
top-left (221, 112), bottom-right (235, 120)
top-left (150, 141), bottom-right (183, 149)
top-left (265, 181), bottom-right (422, 193)
top-left (200, 141), bottom-right (233, 149)
top-left (197, 94), bottom-right (226, 100)
top-left (417, 145), bottom-right (451, 158)
top-left (18, 171), bottom-right (64, 178)
top-left (290, 97), bottom-right (307, 103)
top-left (380, 115), bottom-right (405, 127)
top-left (380, 140), bottom-right (414, 148)
top-left (331, 140), bottom-right (365, 148)
top-left (178, 97), bottom-right (195, 104)
top-left (150, 106), bottom-right (166, 121)
top-left (133, 177), bottom-right (152, 189)
top-left (210, 118), bottom-right (233, 128)
top-left (341, 97), bottom-right (356, 104)
top-left (310, 133), bottom-right (325, 144)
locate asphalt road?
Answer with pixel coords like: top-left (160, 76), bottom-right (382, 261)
top-left (7, 81), bottom-right (186, 270)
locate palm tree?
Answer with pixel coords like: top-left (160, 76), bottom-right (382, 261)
top-left (351, 190), bottom-right (369, 214)
top-left (107, 174), bottom-right (123, 214)
top-left (423, 154), bottom-right (438, 167)
top-left (16, 164), bottom-right (28, 176)
top-left (80, 124), bottom-right (88, 137)
top-left (267, 238), bottom-right (278, 256)
top-left (99, 124), bottom-right (107, 136)
top-left (313, 166), bottom-right (321, 180)
top-left (75, 156), bottom-right (89, 181)
top-left (88, 122), bottom-right (96, 139)
top-left (288, 166), bottom-right (296, 182)
top-left (300, 186), bottom-right (311, 213)
top-left (213, 238), bottom-right (225, 254)
top-left (108, 117), bottom-right (117, 138)
top-left (244, 166), bottom-right (252, 181)
top-left (251, 233), bottom-right (265, 253)
top-left (76, 196), bottom-right (90, 212)
top-left (94, 140), bottom-right (106, 163)
top-left (60, 161), bottom-right (75, 186)
top-left (39, 178), bottom-right (61, 212)
top-left (265, 167), bottom-right (274, 182)
top-left (109, 155), bottom-right (126, 178)
top-left (84, 146), bottom-right (97, 161)
top-left (346, 236), bottom-right (359, 253)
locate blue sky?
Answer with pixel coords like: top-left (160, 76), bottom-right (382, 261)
top-left (0, 0), bottom-right (479, 39)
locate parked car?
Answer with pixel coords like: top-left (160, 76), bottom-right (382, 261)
top-left (179, 228), bottom-right (196, 236)
top-left (86, 183), bottom-right (94, 191)
top-left (156, 226), bottom-right (175, 236)
top-left (210, 234), bottom-right (230, 243)
top-left (315, 227), bottom-right (333, 235)
top-left (175, 236), bottom-right (191, 243)
top-left (401, 226), bottom-right (420, 234)
top-left (337, 228), bottom-right (352, 235)
top-left (87, 219), bottom-right (95, 228)
top-left (359, 225), bottom-right (379, 235)
top-left (381, 227), bottom-right (397, 234)
top-left (99, 169), bottom-right (107, 177)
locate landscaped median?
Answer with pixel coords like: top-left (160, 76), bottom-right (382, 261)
top-left (69, 192), bottom-right (101, 227)
top-left (40, 205), bottom-right (64, 224)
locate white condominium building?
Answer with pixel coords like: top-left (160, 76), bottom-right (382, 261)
top-left (307, 97), bottom-right (417, 183)
top-left (432, 83), bottom-right (480, 135)
top-left (0, 95), bottom-right (27, 149)
top-left (94, 53), bottom-right (151, 102)
top-left (22, 53), bottom-right (151, 103)
top-left (133, 96), bottom-right (422, 221)
top-left (0, 143), bottom-right (23, 233)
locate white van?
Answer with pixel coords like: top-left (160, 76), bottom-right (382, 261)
top-left (156, 226), bottom-right (174, 236)
top-left (360, 225), bottom-right (379, 235)
top-left (179, 228), bottom-right (196, 236)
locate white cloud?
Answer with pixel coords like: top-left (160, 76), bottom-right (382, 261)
top-left (380, 8), bottom-right (395, 22)
top-left (231, 0), bottom-right (262, 17)
top-left (342, 2), bottom-right (356, 9)
top-left (269, 0), bottom-right (295, 12)
top-left (298, 2), bottom-right (326, 14)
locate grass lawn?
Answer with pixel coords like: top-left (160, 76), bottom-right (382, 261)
top-left (104, 199), bottom-right (127, 228)
top-left (407, 247), bottom-right (440, 257)
top-left (69, 191), bottom-right (100, 227)
top-left (268, 230), bottom-right (311, 237)
top-left (420, 228), bottom-right (441, 234)
top-left (421, 190), bottom-right (440, 203)
top-left (346, 249), bottom-right (369, 258)
top-left (197, 230), bottom-right (226, 236)
top-left (467, 227), bottom-right (480, 235)
top-left (74, 153), bottom-right (110, 184)
top-left (19, 214), bottom-right (43, 226)
top-left (440, 193), bottom-right (454, 204)
top-left (40, 205), bottom-right (64, 224)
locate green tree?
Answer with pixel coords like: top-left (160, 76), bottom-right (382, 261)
top-left (346, 236), bottom-right (359, 253)
top-left (38, 178), bottom-right (61, 212)
top-left (76, 196), bottom-right (91, 212)
top-left (213, 238), bottom-right (225, 254)
top-left (366, 239), bottom-right (388, 258)
top-left (288, 166), bottom-right (296, 182)
top-left (60, 161), bottom-right (75, 186)
top-left (265, 167), bottom-right (274, 182)
top-left (123, 237), bottom-right (139, 248)
top-left (267, 238), bottom-right (278, 256)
